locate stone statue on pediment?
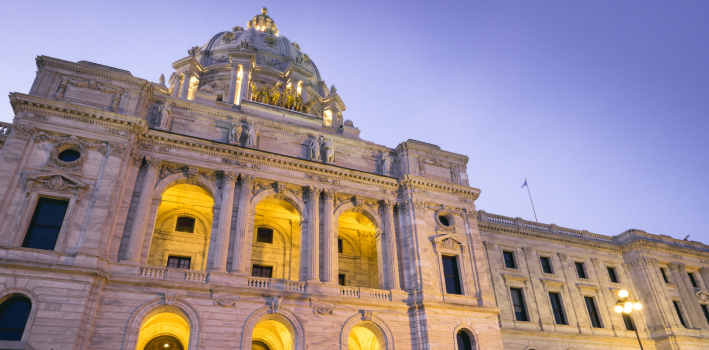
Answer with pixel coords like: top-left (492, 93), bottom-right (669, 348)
top-left (323, 137), bottom-right (335, 163)
top-left (381, 154), bottom-right (392, 175)
top-left (309, 138), bottom-right (321, 161)
top-left (159, 74), bottom-right (166, 86)
top-left (158, 103), bottom-right (171, 129)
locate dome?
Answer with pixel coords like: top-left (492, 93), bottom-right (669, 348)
top-left (194, 7), bottom-right (324, 92)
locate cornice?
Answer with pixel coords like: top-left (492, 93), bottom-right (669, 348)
top-left (479, 221), bottom-right (622, 253)
top-left (36, 56), bottom-right (146, 87)
top-left (400, 175), bottom-right (480, 200)
top-left (395, 141), bottom-right (469, 165)
top-left (621, 239), bottom-right (709, 260)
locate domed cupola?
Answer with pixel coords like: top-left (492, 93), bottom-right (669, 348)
top-left (166, 7), bottom-right (350, 134)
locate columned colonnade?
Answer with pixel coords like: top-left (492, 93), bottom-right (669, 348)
top-left (121, 159), bottom-right (402, 290)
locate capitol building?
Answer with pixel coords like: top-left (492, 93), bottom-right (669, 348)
top-left (0, 8), bottom-right (708, 350)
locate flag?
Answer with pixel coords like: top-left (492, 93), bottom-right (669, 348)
top-left (521, 179), bottom-right (527, 189)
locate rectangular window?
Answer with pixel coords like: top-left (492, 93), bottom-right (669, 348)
top-left (660, 268), bottom-right (670, 283)
top-left (503, 251), bottom-right (517, 269)
top-left (673, 300), bottom-right (687, 327)
top-left (510, 288), bottom-right (529, 321)
top-left (584, 296), bottom-right (602, 328)
top-left (252, 265), bottom-right (273, 278)
top-left (338, 274), bottom-right (346, 286)
top-left (22, 197), bottom-right (69, 250)
top-left (548, 292), bottom-right (567, 325)
top-left (688, 272), bottom-right (699, 288)
top-left (175, 217), bottom-right (195, 233)
top-left (442, 255), bottom-right (462, 294)
top-left (256, 227), bottom-right (274, 244)
top-left (338, 238), bottom-right (343, 254)
top-left (575, 262), bottom-right (587, 279)
top-left (166, 256), bottom-right (191, 269)
top-left (622, 313), bottom-right (635, 331)
top-left (540, 256), bottom-right (553, 274)
top-left (607, 266), bottom-right (619, 283)
top-left (701, 304), bottom-right (709, 325)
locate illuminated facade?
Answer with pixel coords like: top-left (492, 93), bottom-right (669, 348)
top-left (0, 7), bottom-right (708, 350)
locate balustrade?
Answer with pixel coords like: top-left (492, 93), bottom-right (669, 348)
top-left (140, 266), bottom-right (167, 279)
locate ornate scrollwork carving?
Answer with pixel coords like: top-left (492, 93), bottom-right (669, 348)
top-left (434, 208), bottom-right (456, 233)
top-left (557, 252), bottom-right (568, 261)
top-left (164, 293), bottom-right (178, 306)
top-left (214, 299), bottom-right (238, 307)
top-left (222, 157), bottom-right (259, 169)
top-left (26, 172), bottom-right (89, 202)
top-left (55, 76), bottom-right (125, 111)
top-left (590, 258), bottom-right (600, 267)
top-left (483, 241), bottom-right (495, 251)
top-left (199, 171), bottom-right (217, 181)
top-left (359, 309), bottom-right (374, 321)
top-left (667, 262), bottom-right (685, 271)
top-left (313, 307), bottom-right (333, 316)
top-left (160, 165), bottom-right (185, 179)
top-left (304, 173), bottom-right (339, 185)
top-left (522, 247), bottom-right (533, 258)
top-left (222, 171), bottom-right (239, 184)
top-left (268, 296), bottom-right (283, 314)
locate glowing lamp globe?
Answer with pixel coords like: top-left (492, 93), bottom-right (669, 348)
top-left (615, 305), bottom-right (624, 313)
top-left (634, 302), bottom-right (642, 310)
top-left (619, 290), bottom-right (629, 298)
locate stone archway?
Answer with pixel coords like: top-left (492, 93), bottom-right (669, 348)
top-left (240, 306), bottom-right (305, 350)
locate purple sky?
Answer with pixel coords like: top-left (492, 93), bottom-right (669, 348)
top-left (1, 1), bottom-right (708, 242)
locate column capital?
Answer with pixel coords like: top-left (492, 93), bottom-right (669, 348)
top-left (230, 61), bottom-right (240, 70)
top-left (322, 188), bottom-right (336, 199)
top-left (307, 185), bottom-right (321, 197)
top-left (557, 252), bottom-right (568, 261)
top-left (239, 174), bottom-right (255, 185)
top-left (130, 152), bottom-right (142, 167)
top-left (144, 156), bottom-right (162, 170)
top-left (380, 199), bottom-right (394, 209)
top-left (222, 171), bottom-right (239, 184)
top-left (699, 267), bottom-right (709, 276)
top-left (668, 262), bottom-right (686, 271)
top-left (241, 64), bottom-right (252, 72)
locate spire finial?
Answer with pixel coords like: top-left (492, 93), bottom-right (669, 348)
top-left (261, 7), bottom-right (268, 14)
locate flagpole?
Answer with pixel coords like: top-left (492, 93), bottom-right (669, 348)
top-left (525, 178), bottom-right (539, 222)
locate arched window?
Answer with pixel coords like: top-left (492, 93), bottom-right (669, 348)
top-left (0, 296), bottom-right (32, 341)
top-left (456, 329), bottom-right (473, 350)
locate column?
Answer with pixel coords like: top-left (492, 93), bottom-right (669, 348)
top-left (238, 65), bottom-right (252, 104)
top-left (699, 267), bottom-right (709, 295)
top-left (179, 71), bottom-right (191, 99)
top-left (381, 200), bottom-right (400, 290)
top-left (171, 75), bottom-right (180, 98)
top-left (123, 156), bottom-right (161, 263)
top-left (227, 62), bottom-right (239, 104)
top-left (322, 189), bottom-right (336, 283)
top-left (306, 186), bottom-right (321, 282)
top-left (231, 174), bottom-right (254, 274)
top-left (668, 262), bottom-right (704, 329)
top-left (212, 171), bottom-right (238, 272)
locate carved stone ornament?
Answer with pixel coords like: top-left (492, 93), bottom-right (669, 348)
top-left (35, 132), bottom-right (110, 172)
top-left (431, 235), bottom-right (464, 252)
top-left (557, 252), bottom-right (568, 261)
top-left (483, 241), bottom-right (495, 251)
top-left (521, 247), bottom-right (533, 258)
top-left (214, 299), bottom-right (238, 307)
top-left (313, 307), bottom-right (334, 316)
top-left (11, 123), bottom-right (35, 140)
top-left (667, 262), bottom-right (685, 271)
top-left (164, 293), bottom-right (178, 305)
top-left (359, 309), bottom-right (374, 321)
top-left (696, 290), bottom-right (709, 303)
top-left (222, 157), bottom-right (259, 169)
top-left (304, 173), bottom-right (339, 185)
top-left (591, 258), bottom-right (600, 267)
top-left (54, 76), bottom-right (125, 111)
top-left (26, 172), bottom-right (89, 202)
top-left (268, 296), bottom-right (283, 314)
top-left (434, 208), bottom-right (456, 233)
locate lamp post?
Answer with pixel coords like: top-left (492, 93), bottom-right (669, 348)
top-left (614, 289), bottom-right (644, 350)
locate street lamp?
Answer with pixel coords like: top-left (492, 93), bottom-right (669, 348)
top-left (615, 289), bottom-right (644, 350)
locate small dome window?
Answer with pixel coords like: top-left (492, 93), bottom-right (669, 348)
top-left (58, 149), bottom-right (81, 162)
top-left (175, 217), bottom-right (195, 233)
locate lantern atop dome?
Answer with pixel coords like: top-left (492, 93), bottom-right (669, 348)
top-left (247, 7), bottom-right (279, 36)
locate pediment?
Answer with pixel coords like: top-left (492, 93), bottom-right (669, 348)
top-left (26, 172), bottom-right (89, 201)
top-left (430, 234), bottom-right (466, 251)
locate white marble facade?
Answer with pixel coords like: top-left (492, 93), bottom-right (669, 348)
top-left (0, 8), bottom-right (707, 350)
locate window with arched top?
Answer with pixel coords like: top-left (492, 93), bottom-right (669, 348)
top-left (456, 329), bottom-right (474, 350)
top-left (0, 295), bottom-right (32, 341)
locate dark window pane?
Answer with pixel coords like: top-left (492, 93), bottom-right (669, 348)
top-left (0, 296), bottom-right (31, 341)
top-left (607, 267), bottom-right (619, 283)
top-left (585, 296), bottom-right (602, 328)
top-left (456, 330), bottom-right (473, 350)
top-left (510, 288), bottom-right (529, 321)
top-left (503, 251), bottom-right (516, 269)
top-left (166, 256), bottom-right (191, 269)
top-left (338, 274), bottom-right (346, 286)
top-left (338, 238), bottom-right (343, 254)
top-left (439, 215), bottom-right (449, 226)
top-left (688, 272), bottom-right (699, 288)
top-left (674, 301), bottom-right (687, 327)
top-left (622, 313), bottom-right (635, 331)
top-left (701, 304), bottom-right (709, 325)
top-left (540, 257), bottom-right (553, 274)
top-left (549, 292), bottom-right (567, 325)
top-left (575, 262), bottom-right (587, 279)
top-left (442, 256), bottom-right (462, 294)
top-left (175, 217), bottom-right (195, 233)
top-left (252, 265), bottom-right (272, 278)
top-left (22, 198), bottom-right (69, 250)
top-left (58, 149), bottom-right (81, 162)
top-left (660, 268), bottom-right (670, 283)
top-left (256, 227), bottom-right (273, 244)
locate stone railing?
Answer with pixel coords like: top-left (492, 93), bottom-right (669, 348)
top-left (339, 286), bottom-right (391, 301)
top-left (685, 328), bottom-right (703, 338)
top-left (284, 281), bottom-right (306, 293)
top-left (247, 277), bottom-right (271, 289)
top-left (184, 270), bottom-right (209, 283)
top-left (478, 210), bottom-right (614, 245)
top-left (140, 266), bottom-right (167, 279)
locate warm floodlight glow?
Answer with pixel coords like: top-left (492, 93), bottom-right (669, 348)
top-left (625, 302), bottom-right (633, 309)
top-left (323, 110), bottom-right (333, 127)
top-left (615, 305), bottom-right (624, 313)
top-left (618, 290), bottom-right (629, 298)
top-left (164, 344), bottom-right (169, 348)
top-left (634, 302), bottom-right (642, 310)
